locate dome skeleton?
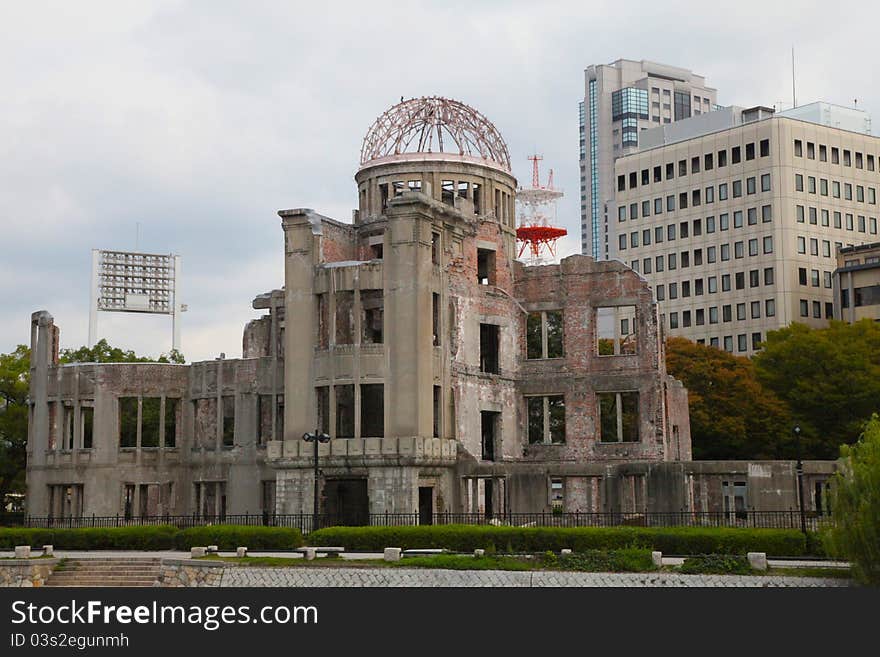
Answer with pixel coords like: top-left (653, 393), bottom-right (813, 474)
top-left (360, 96), bottom-right (511, 171)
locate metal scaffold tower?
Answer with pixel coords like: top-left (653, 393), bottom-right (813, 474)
top-left (515, 155), bottom-right (566, 263)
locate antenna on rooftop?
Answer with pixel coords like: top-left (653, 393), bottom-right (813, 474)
top-left (791, 47), bottom-right (797, 109)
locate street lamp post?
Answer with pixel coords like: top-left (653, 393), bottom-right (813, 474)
top-left (793, 425), bottom-right (807, 537)
top-left (303, 430), bottom-right (331, 533)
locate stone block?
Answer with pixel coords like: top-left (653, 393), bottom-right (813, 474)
top-left (383, 547), bottom-right (402, 562)
top-left (474, 549), bottom-right (485, 557)
top-left (42, 545), bottom-right (54, 557)
top-left (330, 439), bottom-right (348, 456)
top-left (748, 552), bottom-right (768, 571)
top-left (266, 440), bottom-right (282, 459)
top-left (283, 439), bottom-right (298, 457)
top-left (14, 546), bottom-right (30, 559)
top-left (236, 547), bottom-right (248, 558)
top-left (381, 438), bottom-right (398, 454)
top-left (364, 438), bottom-right (381, 455)
top-left (347, 439), bottom-right (364, 456)
top-left (651, 551), bottom-right (663, 568)
top-left (560, 549), bottom-right (572, 556)
top-left (304, 548), bottom-right (316, 561)
top-left (207, 545), bottom-right (218, 553)
top-left (190, 547), bottom-right (207, 558)
top-left (397, 436), bottom-right (415, 455)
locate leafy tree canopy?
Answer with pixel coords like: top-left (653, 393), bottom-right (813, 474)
top-left (60, 339), bottom-right (184, 365)
top-left (665, 337), bottom-right (791, 460)
top-left (754, 320), bottom-right (880, 459)
top-left (823, 415), bottom-right (880, 585)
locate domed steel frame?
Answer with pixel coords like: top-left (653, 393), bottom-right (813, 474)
top-left (360, 96), bottom-right (511, 171)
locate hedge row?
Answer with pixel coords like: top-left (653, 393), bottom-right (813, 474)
top-left (308, 525), bottom-right (813, 556)
top-left (0, 526), bottom-right (302, 551)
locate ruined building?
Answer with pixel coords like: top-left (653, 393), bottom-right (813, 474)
top-left (26, 97), bottom-right (834, 523)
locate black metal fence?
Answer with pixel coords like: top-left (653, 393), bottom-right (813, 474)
top-left (1, 510), bottom-right (826, 534)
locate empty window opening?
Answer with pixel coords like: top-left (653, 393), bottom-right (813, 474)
top-left (598, 392), bottom-right (640, 442)
top-left (433, 386), bottom-right (441, 439)
top-left (393, 180), bottom-right (406, 197)
top-left (442, 180), bottom-right (455, 205)
top-left (479, 323), bottom-right (500, 374)
top-left (257, 394), bottom-right (272, 445)
top-left (164, 398), bottom-right (178, 447)
top-left (527, 395), bottom-right (566, 444)
top-left (335, 384), bottom-right (355, 439)
top-left (379, 183), bottom-right (389, 210)
top-left (222, 396), bottom-right (235, 447)
top-left (316, 387), bottom-right (330, 435)
top-left (61, 404), bottom-right (73, 450)
top-left (317, 294), bottom-right (329, 349)
top-left (81, 405), bottom-right (94, 449)
top-left (407, 180), bottom-right (422, 193)
top-left (360, 384), bottom-right (384, 438)
top-left (481, 411), bottom-right (498, 461)
top-left (477, 248), bottom-right (496, 285)
top-left (458, 181), bottom-right (468, 199)
top-left (261, 481), bottom-right (276, 516)
top-left (361, 290), bottom-right (383, 344)
top-left (431, 232), bottom-right (440, 264)
top-left (526, 310), bottom-right (564, 359)
top-left (550, 478), bottom-right (564, 511)
top-left (722, 481), bottom-right (748, 519)
top-left (370, 243), bottom-right (383, 260)
top-left (141, 397), bottom-right (161, 448)
top-left (119, 397), bottom-right (138, 448)
top-left (432, 293), bottom-right (441, 346)
top-left (597, 306), bottom-right (637, 355)
top-left (335, 291), bottom-right (354, 345)
top-left (472, 184), bottom-right (482, 214)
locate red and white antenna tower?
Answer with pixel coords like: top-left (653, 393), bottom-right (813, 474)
top-left (515, 154), bottom-right (566, 263)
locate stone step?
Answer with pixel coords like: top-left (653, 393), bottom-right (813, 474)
top-left (47, 558), bottom-right (163, 587)
top-left (46, 582), bottom-right (157, 587)
top-left (56, 564), bottom-right (160, 570)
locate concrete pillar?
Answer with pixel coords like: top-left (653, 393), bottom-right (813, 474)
top-left (281, 209), bottom-right (321, 441)
top-left (384, 200), bottom-right (434, 440)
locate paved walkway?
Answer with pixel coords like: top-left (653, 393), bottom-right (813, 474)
top-left (220, 567), bottom-right (849, 587)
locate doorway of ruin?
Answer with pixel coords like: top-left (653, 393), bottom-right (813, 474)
top-left (324, 478), bottom-right (369, 526)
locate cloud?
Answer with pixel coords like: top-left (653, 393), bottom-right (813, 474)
top-left (2, 0), bottom-right (877, 361)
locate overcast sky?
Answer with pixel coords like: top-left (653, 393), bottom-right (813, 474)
top-left (2, 0), bottom-right (877, 362)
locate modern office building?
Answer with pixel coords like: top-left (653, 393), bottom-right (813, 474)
top-left (580, 59), bottom-right (717, 260)
top-left (833, 241), bottom-right (880, 322)
top-left (613, 104), bottom-right (880, 355)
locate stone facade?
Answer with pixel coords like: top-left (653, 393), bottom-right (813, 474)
top-left (155, 559), bottom-right (224, 587)
top-left (0, 559), bottom-right (57, 587)
top-left (24, 96), bottom-right (836, 523)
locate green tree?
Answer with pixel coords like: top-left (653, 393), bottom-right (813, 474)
top-left (0, 345), bottom-right (30, 503)
top-left (60, 339), bottom-right (184, 364)
top-left (0, 340), bottom-right (185, 505)
top-left (822, 415), bottom-right (880, 585)
top-left (754, 320), bottom-right (880, 459)
top-left (665, 337), bottom-right (792, 459)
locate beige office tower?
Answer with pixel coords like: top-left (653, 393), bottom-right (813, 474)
top-left (580, 59), bottom-right (717, 260)
top-left (613, 103), bottom-right (880, 355)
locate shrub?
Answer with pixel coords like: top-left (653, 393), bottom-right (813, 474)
top-left (0, 526), bottom-right (177, 550)
top-left (555, 548), bottom-right (656, 572)
top-left (175, 525), bottom-right (303, 551)
top-left (308, 525), bottom-right (810, 556)
top-left (822, 415), bottom-right (880, 585)
top-left (679, 554), bottom-right (752, 575)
